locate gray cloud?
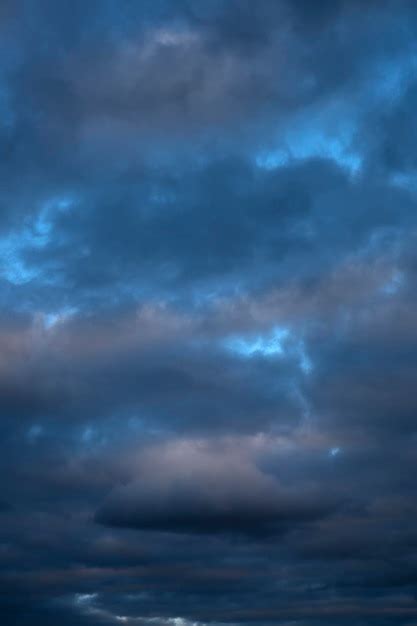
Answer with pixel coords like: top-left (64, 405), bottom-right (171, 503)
top-left (2, 1), bottom-right (417, 626)
top-left (95, 439), bottom-right (339, 535)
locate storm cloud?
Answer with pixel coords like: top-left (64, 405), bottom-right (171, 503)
top-left (1, 1), bottom-right (417, 625)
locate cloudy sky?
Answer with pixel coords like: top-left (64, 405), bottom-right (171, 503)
top-left (2, 1), bottom-right (417, 624)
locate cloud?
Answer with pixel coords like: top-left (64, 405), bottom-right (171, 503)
top-left (95, 439), bottom-right (338, 535)
top-left (2, 1), bottom-right (417, 625)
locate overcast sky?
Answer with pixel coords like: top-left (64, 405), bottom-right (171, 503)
top-left (1, 1), bottom-right (417, 625)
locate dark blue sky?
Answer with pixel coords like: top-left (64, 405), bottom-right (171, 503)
top-left (2, 1), bottom-right (417, 624)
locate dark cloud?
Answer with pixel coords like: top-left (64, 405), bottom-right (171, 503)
top-left (1, 1), bottom-right (417, 625)
top-left (95, 439), bottom-right (339, 535)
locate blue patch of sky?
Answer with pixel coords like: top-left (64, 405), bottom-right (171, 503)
top-left (42, 305), bottom-right (79, 329)
top-left (0, 195), bottom-right (76, 285)
top-left (297, 340), bottom-right (313, 375)
top-left (224, 326), bottom-right (290, 358)
top-left (224, 326), bottom-right (314, 375)
top-left (329, 447), bottom-right (341, 457)
top-left (0, 233), bottom-right (39, 284)
top-left (256, 55), bottom-right (417, 177)
top-left (255, 126), bottom-right (362, 175)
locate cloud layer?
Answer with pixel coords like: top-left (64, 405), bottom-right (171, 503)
top-left (1, 1), bottom-right (417, 625)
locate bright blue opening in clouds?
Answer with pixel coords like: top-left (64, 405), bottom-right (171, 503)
top-left (224, 326), bottom-right (290, 358)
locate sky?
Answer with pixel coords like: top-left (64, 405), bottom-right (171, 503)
top-left (2, 1), bottom-right (417, 624)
